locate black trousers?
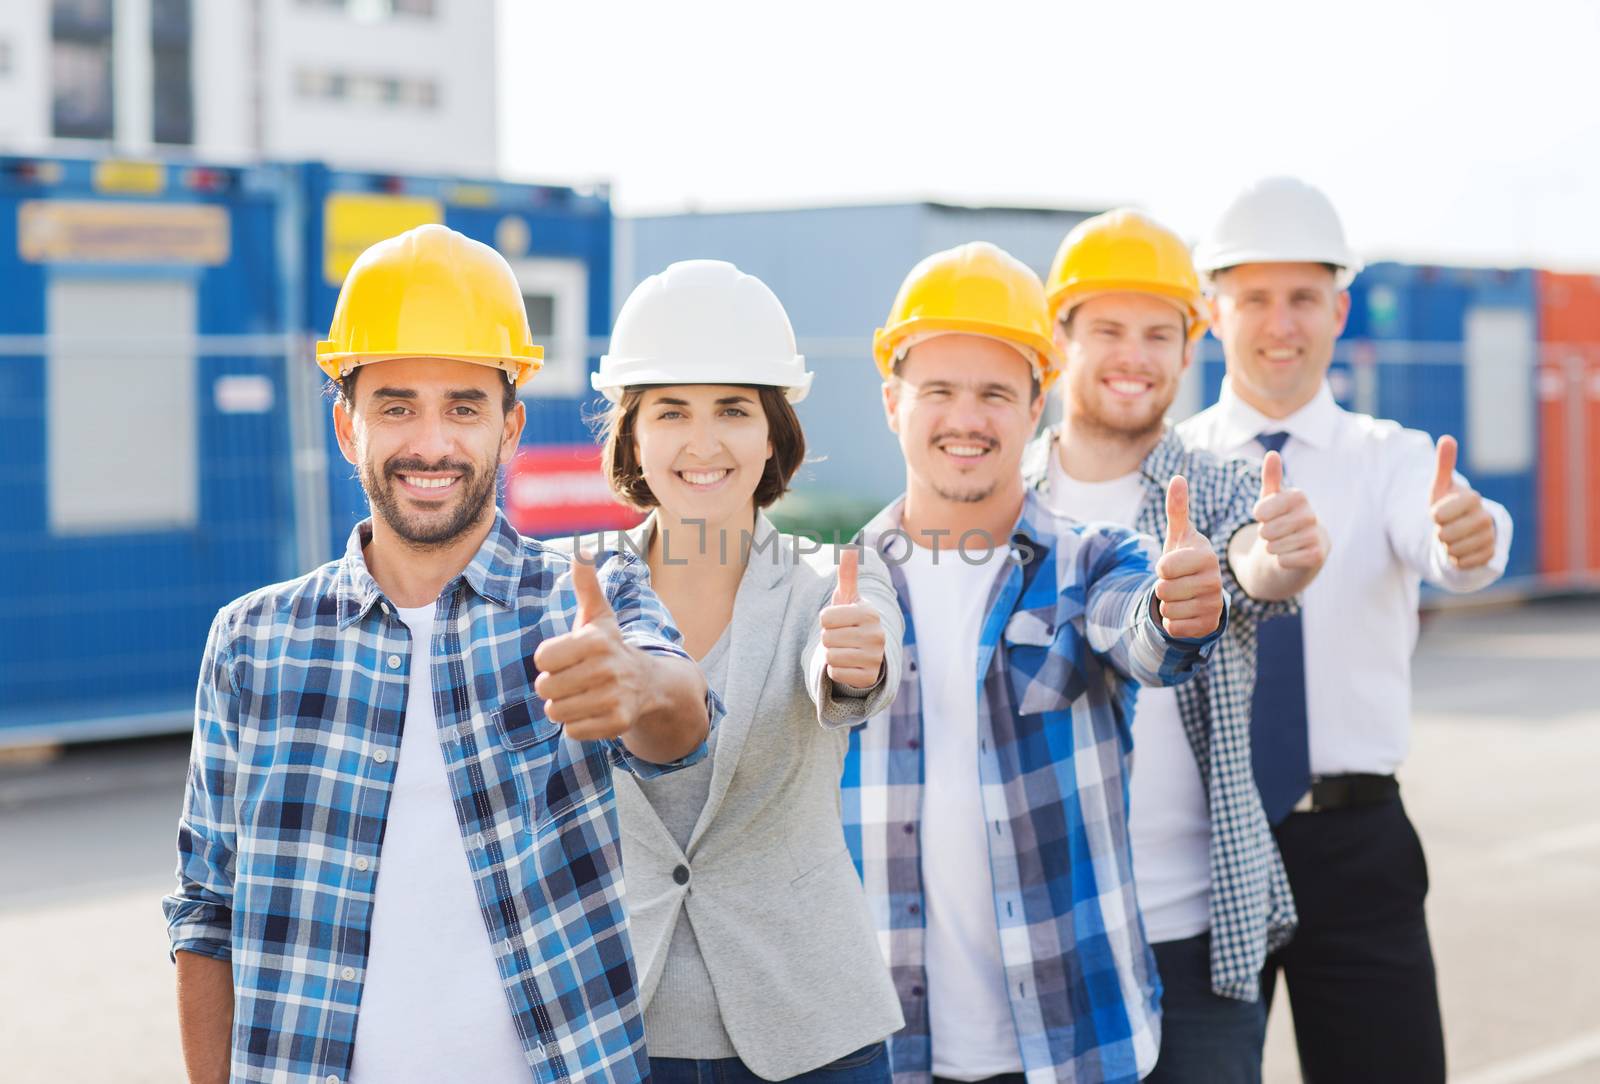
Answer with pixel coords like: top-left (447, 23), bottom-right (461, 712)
top-left (1262, 794), bottom-right (1446, 1084)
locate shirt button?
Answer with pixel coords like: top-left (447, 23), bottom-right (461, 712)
top-left (355, 857), bottom-right (370, 872)
top-left (443, 727), bottom-right (458, 742)
top-left (387, 654), bottom-right (402, 670)
top-left (380, 602), bottom-right (390, 615)
top-left (902, 824), bottom-right (914, 835)
top-left (372, 749), bottom-right (389, 764)
top-left (907, 738), bottom-right (920, 750)
top-left (471, 833), bottom-right (485, 849)
top-left (672, 864), bottom-right (690, 886)
top-left (908, 902), bottom-right (920, 915)
top-left (910, 984), bottom-right (924, 997)
top-left (326, 1076), bottom-right (341, 1084)
top-left (340, 966), bottom-right (355, 981)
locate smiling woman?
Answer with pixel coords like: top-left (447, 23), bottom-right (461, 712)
top-left (559, 259), bottom-right (907, 1081)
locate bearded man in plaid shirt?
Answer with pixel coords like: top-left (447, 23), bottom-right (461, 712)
top-left (164, 226), bottom-right (716, 1084)
top-left (842, 241), bottom-right (1228, 1084)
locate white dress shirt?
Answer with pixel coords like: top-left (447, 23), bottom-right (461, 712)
top-left (1179, 380), bottom-right (1513, 777)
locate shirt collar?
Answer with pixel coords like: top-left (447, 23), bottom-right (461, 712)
top-left (334, 508), bottom-right (522, 628)
top-left (620, 509), bottom-right (790, 589)
top-left (1022, 422), bottom-right (1180, 505)
top-left (1212, 378), bottom-right (1341, 452)
top-left (862, 492), bottom-right (1050, 562)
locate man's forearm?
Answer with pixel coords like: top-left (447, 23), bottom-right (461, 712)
top-left (1228, 524), bottom-right (1318, 602)
top-left (621, 653), bottom-right (710, 764)
top-left (176, 949), bottom-right (233, 1084)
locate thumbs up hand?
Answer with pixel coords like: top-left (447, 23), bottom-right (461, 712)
top-left (819, 546), bottom-right (887, 690)
top-left (1250, 450), bottom-right (1330, 572)
top-left (1155, 476), bottom-right (1226, 639)
top-left (534, 552), bottom-right (647, 741)
top-left (1428, 435), bottom-right (1496, 569)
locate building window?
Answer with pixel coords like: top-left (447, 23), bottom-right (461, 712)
top-left (152, 0), bottom-right (193, 145)
top-left (297, 0), bottom-right (436, 16)
top-left (296, 68), bottom-right (438, 110)
top-left (51, 0), bottom-right (115, 139)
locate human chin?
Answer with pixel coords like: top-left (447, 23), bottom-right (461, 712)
top-left (365, 455), bottom-right (494, 546)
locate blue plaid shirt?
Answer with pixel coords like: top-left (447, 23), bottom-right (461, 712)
top-left (842, 494), bottom-right (1224, 1084)
top-left (164, 511), bottom-right (716, 1084)
top-left (1023, 426), bottom-right (1298, 1003)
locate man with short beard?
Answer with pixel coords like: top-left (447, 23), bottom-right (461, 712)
top-left (842, 242), bottom-right (1230, 1084)
top-left (164, 224), bottom-right (717, 1084)
top-left (1021, 209), bottom-right (1330, 1084)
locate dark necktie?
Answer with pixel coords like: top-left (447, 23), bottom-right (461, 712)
top-left (1250, 431), bottom-right (1312, 824)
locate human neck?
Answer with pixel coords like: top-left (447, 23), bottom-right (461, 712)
top-left (650, 503), bottom-right (757, 582)
top-left (900, 478), bottom-right (1022, 551)
top-left (1054, 415), bottom-right (1160, 482)
top-left (362, 510), bottom-right (494, 609)
top-left (1231, 378), bottom-right (1319, 421)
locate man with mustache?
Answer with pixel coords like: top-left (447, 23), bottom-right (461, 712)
top-left (1022, 209), bottom-right (1329, 1083)
top-left (843, 242), bottom-right (1229, 1084)
top-left (1181, 178), bottom-right (1510, 1083)
top-left (164, 224), bottom-right (716, 1084)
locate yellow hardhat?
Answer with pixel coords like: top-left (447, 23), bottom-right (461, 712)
top-left (316, 223), bottom-right (543, 385)
top-left (873, 241), bottom-right (1062, 390)
top-left (1045, 209), bottom-right (1208, 341)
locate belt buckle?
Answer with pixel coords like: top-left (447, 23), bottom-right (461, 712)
top-left (1292, 776), bottom-right (1324, 814)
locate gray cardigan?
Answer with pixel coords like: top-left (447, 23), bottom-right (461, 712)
top-left (561, 513), bottom-right (905, 1078)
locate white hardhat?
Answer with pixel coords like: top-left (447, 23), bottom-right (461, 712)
top-left (1194, 176), bottom-right (1364, 289)
top-left (593, 259), bottom-right (812, 403)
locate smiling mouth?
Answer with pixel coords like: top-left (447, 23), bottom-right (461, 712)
top-left (677, 468), bottom-right (732, 488)
top-left (1103, 376), bottom-right (1154, 399)
top-left (1261, 348), bottom-right (1301, 365)
top-left (397, 474), bottom-right (461, 497)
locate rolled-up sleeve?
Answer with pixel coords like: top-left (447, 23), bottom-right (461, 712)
top-left (163, 611), bottom-right (239, 962)
top-left (595, 554), bottom-right (720, 778)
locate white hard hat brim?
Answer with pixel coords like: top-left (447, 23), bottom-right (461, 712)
top-left (591, 364), bottom-right (813, 404)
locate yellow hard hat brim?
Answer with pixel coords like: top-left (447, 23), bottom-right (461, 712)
top-left (1048, 283), bottom-right (1210, 342)
top-left (873, 317), bottom-right (1062, 387)
top-left (315, 346), bottom-right (545, 386)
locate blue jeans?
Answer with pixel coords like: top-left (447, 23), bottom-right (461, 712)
top-left (1144, 932), bottom-right (1267, 1084)
top-left (650, 1043), bottom-right (889, 1083)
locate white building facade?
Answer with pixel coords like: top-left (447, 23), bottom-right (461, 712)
top-left (0, 0), bottom-right (497, 174)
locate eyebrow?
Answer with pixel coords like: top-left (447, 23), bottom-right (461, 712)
top-left (649, 394), bottom-right (756, 406)
top-left (370, 386), bottom-right (489, 401)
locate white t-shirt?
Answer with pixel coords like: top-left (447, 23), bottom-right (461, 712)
top-left (900, 540), bottom-right (1023, 1080)
top-left (348, 603), bottom-right (529, 1082)
top-left (1041, 455), bottom-right (1212, 944)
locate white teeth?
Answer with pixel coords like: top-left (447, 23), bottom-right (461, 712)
top-left (1106, 379), bottom-right (1149, 395)
top-left (944, 445), bottom-right (987, 457)
top-left (680, 469), bottom-right (729, 485)
top-left (1264, 349), bottom-right (1298, 360)
top-left (403, 475), bottom-right (456, 489)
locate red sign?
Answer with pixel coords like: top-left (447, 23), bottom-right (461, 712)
top-left (504, 444), bottom-right (642, 539)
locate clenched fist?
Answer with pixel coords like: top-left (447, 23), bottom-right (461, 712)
top-left (533, 553), bottom-right (650, 741)
top-left (1252, 450), bottom-right (1330, 573)
top-left (1429, 435), bottom-right (1495, 570)
top-left (1155, 476), bottom-right (1225, 639)
top-left (818, 547), bottom-right (887, 690)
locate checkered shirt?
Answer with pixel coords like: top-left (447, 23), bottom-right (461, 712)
top-left (842, 492), bottom-right (1225, 1084)
top-left (163, 510), bottom-right (716, 1084)
top-left (1023, 426), bottom-right (1299, 1002)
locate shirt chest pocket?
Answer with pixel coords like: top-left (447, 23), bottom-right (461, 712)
top-left (491, 696), bottom-right (611, 829)
top-left (1001, 600), bottom-right (1087, 717)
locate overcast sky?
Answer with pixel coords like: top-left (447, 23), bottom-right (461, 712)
top-left (499, 0), bottom-right (1600, 268)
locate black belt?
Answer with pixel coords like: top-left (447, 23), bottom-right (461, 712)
top-left (1290, 773), bottom-right (1399, 814)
